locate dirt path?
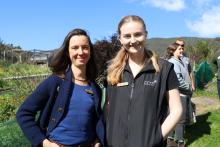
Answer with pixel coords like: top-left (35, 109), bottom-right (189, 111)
top-left (191, 97), bottom-right (220, 115)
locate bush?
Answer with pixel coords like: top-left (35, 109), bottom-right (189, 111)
top-left (0, 61), bottom-right (50, 123)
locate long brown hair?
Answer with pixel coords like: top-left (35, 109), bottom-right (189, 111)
top-left (107, 15), bottom-right (160, 85)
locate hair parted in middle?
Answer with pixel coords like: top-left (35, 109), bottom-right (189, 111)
top-left (49, 28), bottom-right (97, 80)
top-left (107, 15), bottom-right (160, 85)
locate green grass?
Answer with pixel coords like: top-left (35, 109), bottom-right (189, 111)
top-left (186, 78), bottom-right (220, 146)
top-left (1, 110), bottom-right (219, 147)
top-left (0, 120), bottom-right (29, 147)
top-left (185, 109), bottom-right (220, 147)
top-left (193, 78), bottom-right (218, 98)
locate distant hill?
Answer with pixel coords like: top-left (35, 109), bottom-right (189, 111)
top-left (147, 37), bottom-right (220, 57)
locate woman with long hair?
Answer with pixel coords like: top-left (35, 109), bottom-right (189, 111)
top-left (106, 15), bottom-right (182, 147)
top-left (16, 28), bottom-right (105, 147)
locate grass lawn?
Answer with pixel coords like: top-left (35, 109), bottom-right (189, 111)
top-left (0, 109), bottom-right (219, 147)
top-left (185, 78), bottom-right (220, 146)
top-left (185, 109), bottom-right (220, 147)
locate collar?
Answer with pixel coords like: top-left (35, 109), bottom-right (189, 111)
top-left (64, 67), bottom-right (73, 81)
top-left (171, 56), bottom-right (185, 66)
top-left (124, 58), bottom-right (156, 73)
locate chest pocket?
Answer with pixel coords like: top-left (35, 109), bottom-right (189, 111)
top-left (143, 73), bottom-right (160, 101)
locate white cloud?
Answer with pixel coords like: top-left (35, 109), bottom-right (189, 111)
top-left (142, 0), bottom-right (186, 11)
top-left (187, 5), bottom-right (220, 37)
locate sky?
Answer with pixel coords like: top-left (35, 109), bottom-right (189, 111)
top-left (0, 0), bottom-right (220, 51)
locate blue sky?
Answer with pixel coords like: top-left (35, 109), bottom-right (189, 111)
top-left (0, 0), bottom-right (220, 50)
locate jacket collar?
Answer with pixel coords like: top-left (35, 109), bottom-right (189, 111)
top-left (64, 67), bottom-right (73, 82)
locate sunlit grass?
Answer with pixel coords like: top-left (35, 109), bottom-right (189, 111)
top-left (185, 109), bottom-right (220, 147)
top-left (193, 78), bottom-right (218, 99)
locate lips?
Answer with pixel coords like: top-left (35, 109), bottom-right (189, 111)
top-left (77, 58), bottom-right (86, 61)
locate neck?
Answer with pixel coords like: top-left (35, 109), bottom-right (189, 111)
top-left (71, 65), bottom-right (87, 81)
top-left (128, 51), bottom-right (147, 78)
top-left (128, 50), bottom-right (146, 66)
top-left (174, 55), bottom-right (181, 60)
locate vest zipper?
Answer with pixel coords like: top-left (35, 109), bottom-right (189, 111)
top-left (130, 82), bottom-right (134, 99)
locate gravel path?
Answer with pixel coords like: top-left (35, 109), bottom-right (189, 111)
top-left (191, 97), bottom-right (220, 115)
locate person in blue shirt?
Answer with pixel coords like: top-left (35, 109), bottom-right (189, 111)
top-left (16, 29), bottom-right (105, 147)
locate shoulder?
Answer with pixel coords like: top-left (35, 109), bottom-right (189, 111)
top-left (167, 57), bottom-right (175, 63)
top-left (158, 58), bottom-right (175, 75)
top-left (159, 58), bottom-right (173, 68)
top-left (45, 74), bottom-right (62, 82)
top-left (39, 74), bottom-right (63, 89)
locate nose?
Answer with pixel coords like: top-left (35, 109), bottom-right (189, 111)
top-left (78, 47), bottom-right (83, 55)
top-left (130, 36), bottom-right (137, 44)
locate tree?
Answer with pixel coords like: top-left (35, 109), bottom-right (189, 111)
top-left (93, 34), bottom-right (120, 76)
top-left (186, 40), bottom-right (211, 64)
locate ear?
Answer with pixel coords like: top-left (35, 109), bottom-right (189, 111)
top-left (118, 35), bottom-right (122, 44)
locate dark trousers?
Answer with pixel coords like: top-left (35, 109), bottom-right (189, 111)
top-left (174, 124), bottom-right (185, 141)
top-left (217, 80), bottom-right (220, 99)
top-left (168, 95), bottom-right (189, 142)
top-left (168, 123), bottom-right (185, 141)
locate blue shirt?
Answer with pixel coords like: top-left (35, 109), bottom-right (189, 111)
top-left (49, 83), bottom-right (96, 145)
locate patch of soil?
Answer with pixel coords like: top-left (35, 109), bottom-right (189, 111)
top-left (191, 97), bottom-right (220, 115)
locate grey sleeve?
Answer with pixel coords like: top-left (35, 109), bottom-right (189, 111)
top-left (173, 63), bottom-right (191, 92)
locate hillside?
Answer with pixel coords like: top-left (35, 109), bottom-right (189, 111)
top-left (147, 37), bottom-right (220, 56)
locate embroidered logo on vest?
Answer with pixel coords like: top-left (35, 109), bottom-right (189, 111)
top-left (144, 80), bottom-right (157, 86)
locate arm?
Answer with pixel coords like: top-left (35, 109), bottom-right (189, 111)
top-left (188, 62), bottom-right (196, 91)
top-left (176, 72), bottom-right (191, 92)
top-left (190, 72), bottom-right (195, 91)
top-left (92, 82), bottom-right (106, 146)
top-left (161, 89), bottom-right (182, 138)
top-left (16, 76), bottom-right (59, 147)
top-left (169, 59), bottom-right (191, 92)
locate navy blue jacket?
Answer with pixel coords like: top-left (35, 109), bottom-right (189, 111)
top-left (16, 69), bottom-right (105, 147)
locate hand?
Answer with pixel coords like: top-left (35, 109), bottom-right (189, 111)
top-left (42, 139), bottom-right (60, 147)
top-left (94, 142), bottom-right (101, 147)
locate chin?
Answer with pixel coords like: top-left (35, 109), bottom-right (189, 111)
top-left (77, 62), bottom-right (87, 66)
top-left (72, 62), bottom-right (87, 67)
top-left (126, 48), bottom-right (139, 53)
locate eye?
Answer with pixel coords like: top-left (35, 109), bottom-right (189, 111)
top-left (82, 45), bottom-right (90, 50)
top-left (134, 32), bottom-right (144, 37)
top-left (71, 46), bottom-right (79, 50)
top-left (122, 34), bottom-right (131, 39)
